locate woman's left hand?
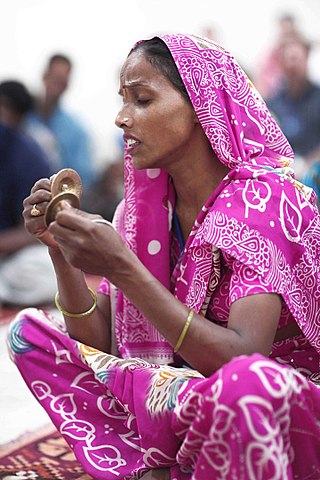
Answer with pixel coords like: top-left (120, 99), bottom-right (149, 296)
top-left (48, 201), bottom-right (130, 278)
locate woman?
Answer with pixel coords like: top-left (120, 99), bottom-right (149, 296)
top-left (8, 33), bottom-right (320, 479)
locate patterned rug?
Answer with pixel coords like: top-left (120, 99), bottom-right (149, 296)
top-left (0, 426), bottom-right (93, 479)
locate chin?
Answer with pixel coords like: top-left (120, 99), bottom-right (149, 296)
top-left (131, 151), bottom-right (162, 170)
top-left (131, 159), bottom-right (143, 170)
top-left (131, 157), bottom-right (150, 170)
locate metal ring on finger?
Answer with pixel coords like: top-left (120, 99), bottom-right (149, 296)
top-left (30, 204), bottom-right (41, 217)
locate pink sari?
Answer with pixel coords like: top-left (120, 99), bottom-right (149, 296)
top-left (8, 33), bottom-right (320, 479)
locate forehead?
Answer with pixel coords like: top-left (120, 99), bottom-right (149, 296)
top-left (48, 60), bottom-right (71, 76)
top-left (281, 42), bottom-right (308, 60)
top-left (119, 50), bottom-right (168, 88)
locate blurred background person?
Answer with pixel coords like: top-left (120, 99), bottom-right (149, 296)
top-left (0, 79), bottom-right (60, 173)
top-left (265, 36), bottom-right (320, 201)
top-left (81, 155), bottom-right (124, 222)
top-left (254, 13), bottom-right (303, 99)
top-left (200, 24), bottom-right (221, 43)
top-left (0, 123), bottom-right (56, 306)
top-left (30, 53), bottom-right (96, 187)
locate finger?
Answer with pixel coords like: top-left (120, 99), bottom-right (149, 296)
top-left (23, 189), bottom-right (52, 209)
top-left (48, 218), bottom-right (77, 238)
top-left (30, 178), bottom-right (51, 194)
top-left (55, 203), bottom-right (103, 230)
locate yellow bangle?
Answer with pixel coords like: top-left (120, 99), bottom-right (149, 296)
top-left (174, 309), bottom-right (194, 353)
top-left (55, 287), bottom-right (97, 318)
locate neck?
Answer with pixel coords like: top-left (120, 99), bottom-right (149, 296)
top-left (38, 96), bottom-right (58, 119)
top-left (287, 77), bottom-right (309, 97)
top-left (169, 140), bottom-right (229, 241)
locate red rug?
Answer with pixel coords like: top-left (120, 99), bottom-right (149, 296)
top-left (0, 425), bottom-right (93, 479)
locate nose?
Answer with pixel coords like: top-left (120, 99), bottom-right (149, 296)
top-left (115, 110), bottom-right (131, 129)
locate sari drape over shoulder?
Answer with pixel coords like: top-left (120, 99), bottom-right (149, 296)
top-left (98, 33), bottom-right (320, 364)
top-left (8, 33), bottom-right (320, 479)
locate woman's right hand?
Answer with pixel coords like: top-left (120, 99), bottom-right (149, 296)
top-left (23, 177), bottom-right (59, 249)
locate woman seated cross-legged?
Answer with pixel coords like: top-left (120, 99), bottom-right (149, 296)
top-left (7, 33), bottom-right (320, 479)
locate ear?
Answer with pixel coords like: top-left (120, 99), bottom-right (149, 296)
top-left (193, 111), bottom-right (200, 124)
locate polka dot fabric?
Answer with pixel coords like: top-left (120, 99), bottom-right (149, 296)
top-left (99, 33), bottom-right (320, 364)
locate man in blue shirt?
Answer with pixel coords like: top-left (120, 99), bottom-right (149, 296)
top-left (0, 79), bottom-right (60, 173)
top-left (30, 53), bottom-right (96, 187)
top-left (0, 124), bottom-right (56, 305)
top-left (266, 37), bottom-right (320, 205)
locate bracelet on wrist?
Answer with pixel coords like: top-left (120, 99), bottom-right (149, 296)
top-left (55, 287), bottom-right (97, 318)
top-left (174, 308), bottom-right (194, 353)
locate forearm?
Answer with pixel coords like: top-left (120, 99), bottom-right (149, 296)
top-left (45, 209), bottom-right (279, 370)
top-left (109, 252), bottom-right (245, 376)
top-left (49, 248), bottom-right (112, 352)
top-left (0, 226), bottom-right (36, 254)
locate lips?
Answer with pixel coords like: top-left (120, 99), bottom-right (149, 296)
top-left (127, 138), bottom-right (139, 147)
top-left (124, 135), bottom-right (141, 153)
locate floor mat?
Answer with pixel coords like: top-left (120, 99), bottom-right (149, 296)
top-left (0, 425), bottom-right (93, 479)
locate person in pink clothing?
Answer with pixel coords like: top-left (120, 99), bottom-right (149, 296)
top-left (8, 33), bottom-right (320, 479)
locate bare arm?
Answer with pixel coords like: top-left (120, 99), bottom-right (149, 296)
top-left (49, 248), bottom-right (112, 351)
top-left (112, 257), bottom-right (281, 376)
top-left (49, 206), bottom-right (281, 377)
top-left (22, 179), bottom-right (112, 352)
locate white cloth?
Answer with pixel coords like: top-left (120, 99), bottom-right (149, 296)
top-left (0, 244), bottom-right (56, 306)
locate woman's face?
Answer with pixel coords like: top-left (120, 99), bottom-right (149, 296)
top-left (115, 50), bottom-right (198, 171)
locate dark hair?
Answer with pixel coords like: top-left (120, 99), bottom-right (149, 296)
top-left (129, 37), bottom-right (189, 102)
top-left (48, 53), bottom-right (72, 69)
top-left (0, 80), bottom-right (33, 114)
top-left (278, 13), bottom-right (296, 24)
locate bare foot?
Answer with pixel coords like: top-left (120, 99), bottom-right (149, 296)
top-left (140, 468), bottom-right (170, 479)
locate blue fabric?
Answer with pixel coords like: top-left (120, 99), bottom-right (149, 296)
top-left (29, 106), bottom-right (95, 187)
top-left (0, 124), bottom-right (51, 230)
top-left (266, 82), bottom-right (320, 157)
top-left (302, 162), bottom-right (320, 202)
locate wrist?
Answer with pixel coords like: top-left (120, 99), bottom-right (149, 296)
top-left (48, 246), bottom-right (64, 261)
top-left (109, 249), bottom-right (155, 298)
top-left (48, 247), bottom-right (80, 275)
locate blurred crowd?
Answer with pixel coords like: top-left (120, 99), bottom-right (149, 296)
top-left (254, 13), bottom-right (320, 196)
top-left (0, 52), bottom-right (123, 307)
top-left (0, 12), bottom-right (319, 307)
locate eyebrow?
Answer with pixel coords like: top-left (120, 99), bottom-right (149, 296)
top-left (118, 82), bottom-right (149, 95)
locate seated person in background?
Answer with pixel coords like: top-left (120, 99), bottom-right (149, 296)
top-left (8, 33), bottom-right (320, 479)
top-left (254, 13), bottom-right (303, 99)
top-left (0, 79), bottom-right (60, 173)
top-left (81, 156), bottom-right (124, 222)
top-left (266, 36), bottom-right (320, 202)
top-left (0, 123), bottom-right (56, 306)
top-left (29, 53), bottom-right (96, 188)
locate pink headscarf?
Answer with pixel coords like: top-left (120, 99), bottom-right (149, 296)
top-left (99, 33), bottom-right (320, 364)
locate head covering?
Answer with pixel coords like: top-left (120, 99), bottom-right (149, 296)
top-left (99, 33), bottom-right (320, 364)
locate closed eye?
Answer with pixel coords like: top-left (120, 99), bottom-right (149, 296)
top-left (137, 98), bottom-right (151, 105)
